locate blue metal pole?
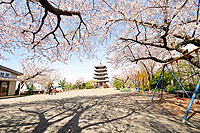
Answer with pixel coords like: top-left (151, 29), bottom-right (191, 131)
top-left (183, 78), bottom-right (200, 123)
top-left (166, 66), bottom-right (191, 99)
top-left (152, 66), bottom-right (165, 100)
top-left (161, 68), bottom-right (165, 99)
top-left (138, 80), bottom-right (140, 91)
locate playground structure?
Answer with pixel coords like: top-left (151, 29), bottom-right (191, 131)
top-left (135, 70), bottom-right (151, 93)
top-left (151, 47), bottom-right (200, 123)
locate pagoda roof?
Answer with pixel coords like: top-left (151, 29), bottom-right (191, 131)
top-left (95, 66), bottom-right (107, 69)
top-left (94, 68), bottom-right (107, 72)
top-left (94, 72), bottom-right (108, 75)
top-left (93, 76), bottom-right (108, 79)
top-left (94, 63), bottom-right (107, 68)
top-left (96, 80), bottom-right (109, 83)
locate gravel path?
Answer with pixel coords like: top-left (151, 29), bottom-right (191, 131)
top-left (0, 88), bottom-right (121, 105)
top-left (0, 88), bottom-right (199, 133)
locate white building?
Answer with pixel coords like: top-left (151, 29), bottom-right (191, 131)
top-left (0, 65), bottom-right (23, 96)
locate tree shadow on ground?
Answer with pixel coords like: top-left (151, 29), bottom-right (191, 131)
top-left (153, 93), bottom-right (200, 119)
top-left (0, 92), bottom-right (199, 133)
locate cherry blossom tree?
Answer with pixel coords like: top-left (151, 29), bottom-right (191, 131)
top-left (39, 69), bottom-right (61, 88)
top-left (112, 68), bottom-right (138, 88)
top-left (105, 0), bottom-right (200, 68)
top-left (138, 48), bottom-right (170, 80)
top-left (16, 60), bottom-right (60, 94)
top-left (0, 0), bottom-right (200, 68)
top-left (0, 0), bottom-right (103, 62)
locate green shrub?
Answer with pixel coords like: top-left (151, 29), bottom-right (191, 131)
top-left (85, 82), bottom-right (93, 89)
top-left (167, 86), bottom-right (176, 94)
top-left (113, 80), bottom-right (123, 90)
top-left (150, 69), bottom-right (178, 91)
top-left (185, 83), bottom-right (196, 91)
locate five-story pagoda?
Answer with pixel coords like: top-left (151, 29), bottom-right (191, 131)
top-left (94, 63), bottom-right (109, 88)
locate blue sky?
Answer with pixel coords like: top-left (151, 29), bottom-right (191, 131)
top-left (0, 46), bottom-right (119, 83)
top-left (52, 47), bottom-right (118, 83)
top-left (0, 49), bottom-right (23, 72)
top-left (0, 43), bottom-right (197, 84)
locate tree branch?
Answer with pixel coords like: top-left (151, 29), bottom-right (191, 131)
top-left (32, 15), bottom-right (61, 49)
top-left (174, 34), bottom-right (200, 47)
top-left (21, 0), bottom-right (87, 47)
top-left (59, 26), bottom-right (70, 45)
top-left (130, 56), bottom-right (174, 63)
top-left (0, 0), bottom-right (14, 4)
top-left (32, 10), bottom-right (48, 44)
top-left (119, 37), bottom-right (174, 50)
top-left (39, 0), bottom-right (80, 16)
top-left (26, 0), bottom-right (35, 22)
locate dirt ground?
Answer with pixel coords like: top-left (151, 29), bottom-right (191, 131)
top-left (153, 92), bottom-right (200, 119)
top-left (0, 88), bottom-right (199, 133)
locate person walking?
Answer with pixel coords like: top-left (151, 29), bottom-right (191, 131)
top-left (49, 85), bottom-right (53, 95)
top-left (54, 88), bottom-right (57, 95)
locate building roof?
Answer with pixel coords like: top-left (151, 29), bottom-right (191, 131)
top-left (0, 65), bottom-right (23, 75)
top-left (94, 68), bottom-right (107, 72)
top-left (94, 63), bottom-right (107, 68)
top-left (93, 76), bottom-right (108, 79)
top-left (94, 72), bottom-right (108, 75)
top-left (96, 80), bottom-right (109, 83)
top-left (0, 77), bottom-right (22, 81)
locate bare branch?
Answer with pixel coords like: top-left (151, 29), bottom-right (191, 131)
top-left (130, 56), bottom-right (174, 64)
top-left (32, 10), bottom-right (48, 44)
top-left (41, 15), bottom-right (61, 41)
top-left (174, 34), bottom-right (200, 47)
top-left (38, 0), bottom-right (82, 17)
top-left (125, 45), bottom-right (135, 60)
top-left (53, 33), bottom-right (59, 46)
top-left (72, 22), bottom-right (82, 41)
top-left (24, 0), bottom-right (88, 47)
top-left (134, 19), bottom-right (141, 41)
top-left (10, 3), bottom-right (18, 15)
top-left (192, 0), bottom-right (200, 37)
top-left (171, 0), bottom-right (189, 21)
top-left (26, 0), bottom-right (35, 22)
top-left (102, 0), bottom-right (125, 17)
top-left (32, 15), bottom-right (61, 49)
top-left (25, 67), bottom-right (48, 81)
top-left (59, 26), bottom-right (71, 45)
top-left (0, 0), bottom-right (14, 4)
top-left (119, 37), bottom-right (174, 50)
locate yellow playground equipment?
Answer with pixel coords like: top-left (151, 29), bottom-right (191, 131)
top-left (135, 70), bottom-right (150, 93)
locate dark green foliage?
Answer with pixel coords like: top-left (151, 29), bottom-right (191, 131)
top-left (150, 69), bottom-right (177, 91)
top-left (58, 78), bottom-right (67, 89)
top-left (82, 83), bottom-right (86, 89)
top-left (24, 84), bottom-right (36, 95)
top-left (72, 85), bottom-right (76, 89)
top-left (64, 83), bottom-right (72, 90)
top-left (166, 86), bottom-right (176, 94)
top-left (113, 80), bottom-right (124, 90)
top-left (185, 82), bottom-right (197, 91)
top-left (151, 59), bottom-right (199, 94)
top-left (174, 60), bottom-right (199, 91)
